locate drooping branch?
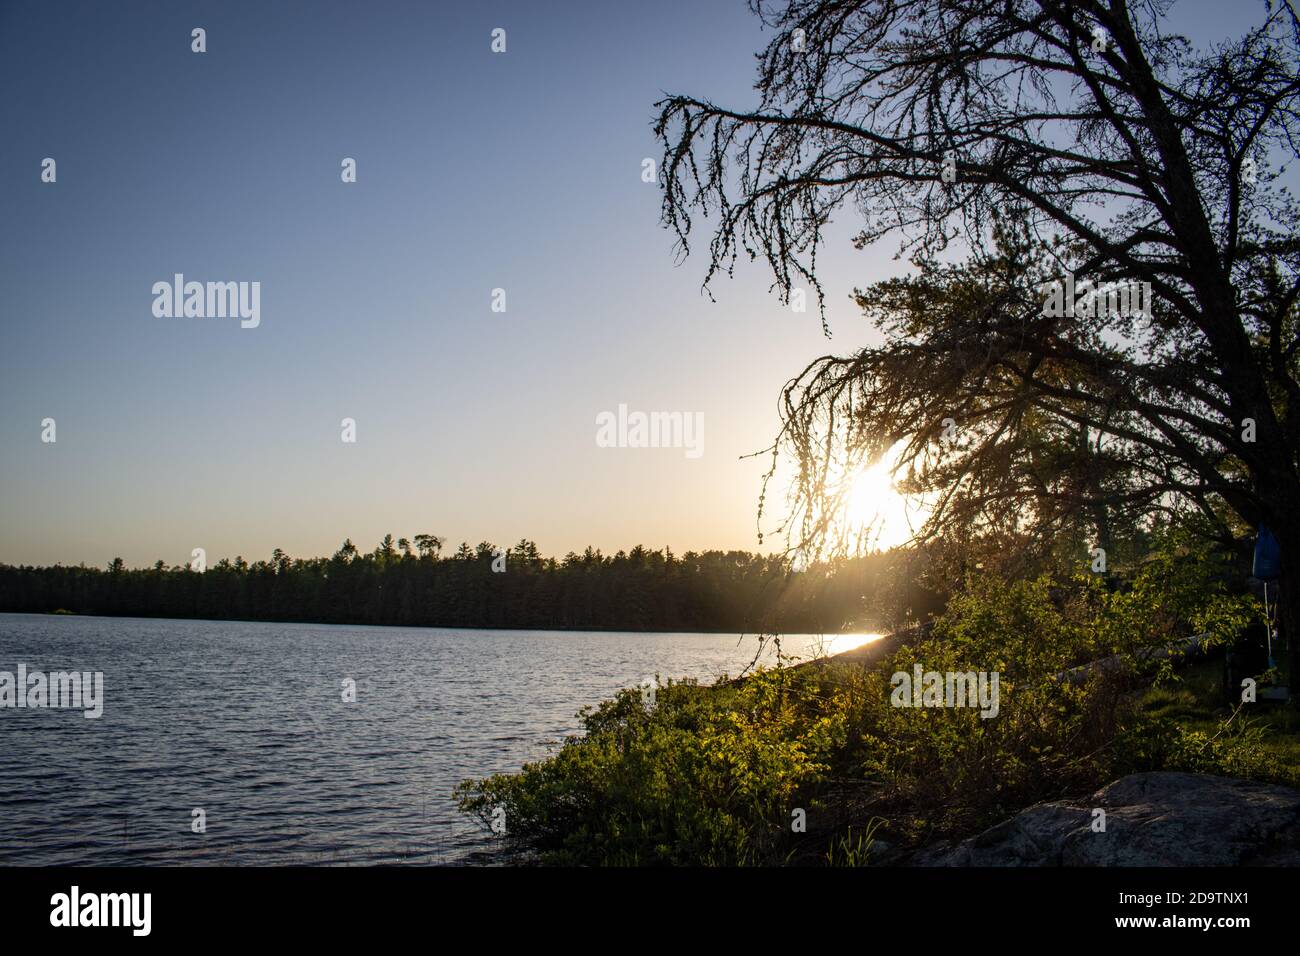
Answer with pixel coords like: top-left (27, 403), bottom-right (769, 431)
top-left (655, 0), bottom-right (1300, 561)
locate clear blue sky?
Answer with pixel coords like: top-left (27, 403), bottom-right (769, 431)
top-left (0, 0), bottom-right (1260, 567)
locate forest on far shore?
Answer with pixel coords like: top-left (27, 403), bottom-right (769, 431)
top-left (0, 536), bottom-right (943, 634)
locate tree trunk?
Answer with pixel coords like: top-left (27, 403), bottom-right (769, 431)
top-left (1280, 531), bottom-right (1300, 696)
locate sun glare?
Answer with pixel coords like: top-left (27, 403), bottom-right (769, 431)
top-left (840, 455), bottom-right (925, 552)
top-left (825, 632), bottom-right (885, 656)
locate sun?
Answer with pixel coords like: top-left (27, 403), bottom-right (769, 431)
top-left (846, 461), bottom-right (894, 525)
top-left (840, 456), bottom-right (921, 552)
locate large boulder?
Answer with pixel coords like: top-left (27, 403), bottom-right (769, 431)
top-left (912, 772), bottom-right (1300, 866)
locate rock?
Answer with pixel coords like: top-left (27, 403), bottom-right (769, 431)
top-left (912, 771), bottom-right (1300, 866)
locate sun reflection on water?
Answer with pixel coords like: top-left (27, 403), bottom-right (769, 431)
top-left (823, 632), bottom-right (885, 656)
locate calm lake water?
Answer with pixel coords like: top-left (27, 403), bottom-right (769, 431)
top-left (0, 613), bottom-right (875, 865)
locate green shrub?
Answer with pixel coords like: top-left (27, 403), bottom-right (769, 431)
top-left (456, 541), bottom-right (1268, 865)
top-left (1117, 709), bottom-right (1275, 781)
top-left (456, 671), bottom-right (849, 865)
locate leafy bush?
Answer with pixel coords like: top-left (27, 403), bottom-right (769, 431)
top-left (456, 542), bottom-right (1267, 865)
top-left (456, 671), bottom-right (846, 865)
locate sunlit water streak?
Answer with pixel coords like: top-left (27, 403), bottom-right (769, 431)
top-left (0, 614), bottom-right (878, 865)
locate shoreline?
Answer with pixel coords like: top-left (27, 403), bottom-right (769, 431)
top-left (0, 609), bottom-right (883, 640)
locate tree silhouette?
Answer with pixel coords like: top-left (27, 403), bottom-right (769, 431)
top-left (413, 534), bottom-right (444, 559)
top-left (0, 540), bottom-right (940, 634)
top-left (655, 0), bottom-right (1300, 684)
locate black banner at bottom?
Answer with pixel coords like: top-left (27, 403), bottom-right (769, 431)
top-left (0, 865), bottom-right (1282, 942)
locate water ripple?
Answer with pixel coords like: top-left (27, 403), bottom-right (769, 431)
top-left (0, 613), bottom-right (847, 865)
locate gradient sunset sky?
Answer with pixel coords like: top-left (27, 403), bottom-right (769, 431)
top-left (0, 0), bottom-right (1262, 567)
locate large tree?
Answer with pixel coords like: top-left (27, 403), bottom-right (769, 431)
top-left (655, 0), bottom-right (1300, 680)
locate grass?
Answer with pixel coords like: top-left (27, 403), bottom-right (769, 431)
top-left (1137, 651), bottom-right (1300, 789)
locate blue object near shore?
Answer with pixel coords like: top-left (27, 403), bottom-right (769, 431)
top-left (1253, 526), bottom-right (1281, 580)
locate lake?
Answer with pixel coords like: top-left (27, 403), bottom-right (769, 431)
top-left (0, 613), bottom-right (877, 865)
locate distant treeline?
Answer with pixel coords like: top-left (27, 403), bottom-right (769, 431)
top-left (0, 536), bottom-right (942, 633)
